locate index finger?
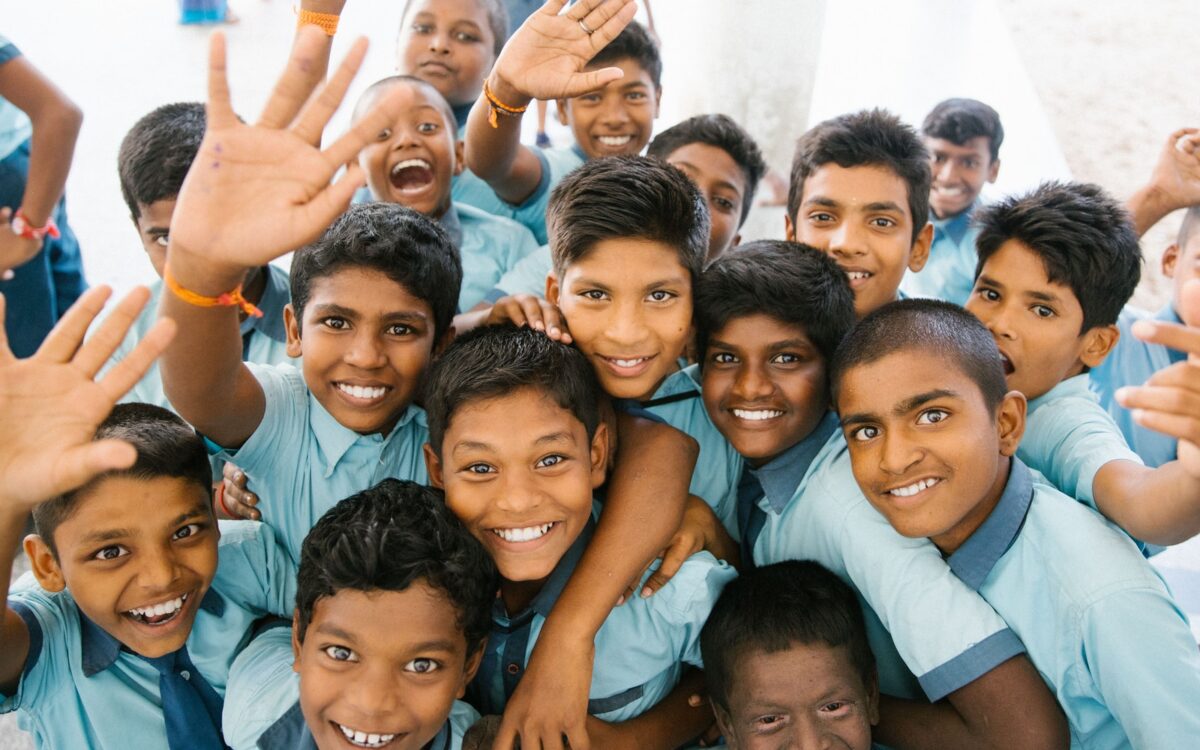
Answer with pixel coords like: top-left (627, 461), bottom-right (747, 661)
top-left (258, 25), bottom-right (332, 130)
top-left (292, 36), bottom-right (369, 145)
top-left (582, 0), bottom-right (638, 54)
top-left (1131, 319), bottom-right (1200, 361)
top-left (72, 286), bottom-right (157, 376)
top-left (320, 83), bottom-right (407, 170)
top-left (206, 32), bottom-right (239, 129)
top-left (34, 286), bottom-right (116, 364)
top-left (97, 317), bottom-right (176, 403)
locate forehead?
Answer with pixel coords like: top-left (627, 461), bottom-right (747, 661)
top-left (444, 387), bottom-right (585, 447)
top-left (566, 238), bottom-right (691, 285)
top-left (980, 240), bottom-right (1065, 289)
top-left (405, 0), bottom-right (494, 29)
top-left (304, 266), bottom-right (434, 317)
top-left (802, 163), bottom-right (912, 218)
top-left (310, 583), bottom-right (467, 651)
top-left (924, 135), bottom-right (992, 160)
top-left (666, 143), bottom-right (747, 194)
top-left (55, 475), bottom-right (210, 544)
top-left (730, 642), bottom-right (864, 703)
top-left (838, 348), bottom-right (982, 410)
top-left (358, 81), bottom-right (454, 127)
top-left (135, 198), bottom-right (177, 228)
top-left (583, 56), bottom-right (657, 89)
top-left (710, 312), bottom-right (814, 349)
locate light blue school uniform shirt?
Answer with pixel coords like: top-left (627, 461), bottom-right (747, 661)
top-left (472, 518), bottom-right (736, 722)
top-left (488, 243), bottom-right (553, 301)
top-left (106, 265), bottom-right (297, 410)
top-left (222, 362), bottom-right (430, 563)
top-left (1090, 304), bottom-right (1184, 468)
top-left (948, 458), bottom-right (1200, 749)
top-left (0, 35), bottom-right (32, 160)
top-left (442, 202), bottom-right (540, 311)
top-left (633, 365), bottom-right (744, 537)
top-left (901, 201), bottom-right (980, 306)
top-left (1, 521), bottom-right (298, 749)
top-left (223, 626), bottom-right (479, 750)
top-left (751, 416), bottom-right (1025, 701)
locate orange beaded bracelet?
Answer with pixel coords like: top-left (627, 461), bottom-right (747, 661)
top-left (296, 8), bottom-right (339, 36)
top-left (483, 79), bottom-right (529, 128)
top-left (164, 268), bottom-right (264, 319)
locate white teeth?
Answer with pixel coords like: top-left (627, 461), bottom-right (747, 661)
top-left (888, 478), bottom-right (940, 498)
top-left (935, 185), bottom-right (965, 195)
top-left (337, 723), bottom-right (396, 747)
top-left (337, 383), bottom-right (387, 400)
top-left (733, 408), bottom-right (783, 421)
top-left (597, 135), bottom-right (632, 146)
top-left (610, 357), bottom-right (646, 368)
top-left (846, 271), bottom-right (872, 281)
top-left (492, 523), bottom-right (554, 543)
top-left (390, 158), bottom-right (431, 175)
top-left (127, 593), bottom-right (187, 619)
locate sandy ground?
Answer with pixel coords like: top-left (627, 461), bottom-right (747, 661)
top-left (3, 1), bottom-right (1200, 747)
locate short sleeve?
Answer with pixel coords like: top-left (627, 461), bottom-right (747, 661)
top-left (814, 467), bottom-right (1022, 701)
top-left (221, 626), bottom-right (298, 750)
top-left (0, 36), bottom-right (21, 66)
top-left (211, 521), bottom-right (298, 617)
top-left (1082, 588), bottom-right (1200, 749)
top-left (2, 581), bottom-right (74, 713)
top-left (641, 553), bottom-right (737, 669)
top-left (492, 244), bottom-right (552, 299)
top-left (1020, 394), bottom-right (1144, 510)
top-left (222, 363), bottom-right (308, 511)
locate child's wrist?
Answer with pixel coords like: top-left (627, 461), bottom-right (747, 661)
top-left (164, 252), bottom-right (248, 299)
top-left (485, 73), bottom-right (533, 111)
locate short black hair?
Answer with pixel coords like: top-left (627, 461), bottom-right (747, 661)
top-left (295, 479), bottom-right (497, 654)
top-left (975, 181), bottom-right (1141, 332)
top-left (399, 0), bottom-right (509, 58)
top-left (830, 299), bottom-right (1008, 414)
top-left (354, 74), bottom-right (459, 139)
top-left (290, 203), bottom-right (462, 343)
top-left (32, 404), bottom-right (213, 558)
top-left (118, 102), bottom-right (206, 220)
top-left (788, 109), bottom-right (931, 243)
top-left (648, 114), bottom-right (768, 227)
top-left (700, 560), bottom-right (875, 714)
top-left (588, 21), bottom-right (661, 89)
top-left (424, 324), bottom-right (601, 454)
top-left (547, 155), bottom-right (709, 285)
top-left (922, 98), bottom-right (1005, 161)
top-left (1178, 205), bottom-right (1200, 248)
top-left (696, 240), bottom-right (856, 368)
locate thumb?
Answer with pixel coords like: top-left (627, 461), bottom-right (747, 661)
top-left (557, 66), bottom-right (626, 100)
top-left (0, 207), bottom-right (11, 225)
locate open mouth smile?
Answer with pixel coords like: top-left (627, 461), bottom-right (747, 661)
top-left (124, 592), bottom-right (190, 626)
top-left (389, 159), bottom-right (436, 195)
top-left (333, 721), bottom-right (399, 748)
top-left (491, 522), bottom-right (557, 544)
top-left (885, 477), bottom-right (942, 498)
top-left (731, 408), bottom-right (784, 422)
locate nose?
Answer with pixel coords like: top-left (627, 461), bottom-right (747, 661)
top-left (137, 544), bottom-right (182, 593)
top-left (829, 221), bottom-right (866, 258)
top-left (730, 361), bottom-right (774, 402)
top-left (597, 94), bottom-right (631, 128)
top-left (344, 329), bottom-right (388, 369)
top-left (346, 661), bottom-right (404, 718)
top-left (976, 299), bottom-right (1015, 341)
top-left (427, 29), bottom-right (450, 54)
top-left (936, 157), bottom-right (956, 184)
top-left (879, 429), bottom-right (922, 477)
top-left (601, 301), bottom-right (650, 350)
top-left (391, 121), bottom-right (421, 150)
top-left (495, 469), bottom-right (547, 515)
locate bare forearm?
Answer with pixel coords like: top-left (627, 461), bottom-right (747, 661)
top-left (1095, 459), bottom-right (1200, 546)
top-left (1127, 184), bottom-right (1175, 238)
top-left (464, 74), bottom-right (541, 203)
top-left (22, 98), bottom-right (82, 226)
top-left (586, 669), bottom-right (713, 749)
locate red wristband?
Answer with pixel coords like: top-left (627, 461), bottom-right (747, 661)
top-left (11, 209), bottom-right (60, 241)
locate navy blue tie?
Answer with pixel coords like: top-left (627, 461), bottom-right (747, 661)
top-left (736, 466), bottom-right (767, 570)
top-left (144, 645), bottom-right (226, 750)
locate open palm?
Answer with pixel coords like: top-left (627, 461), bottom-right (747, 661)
top-left (494, 0), bottom-right (639, 101)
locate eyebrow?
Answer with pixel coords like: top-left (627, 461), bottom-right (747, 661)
top-left (310, 303), bottom-right (428, 324)
top-left (454, 430), bottom-right (576, 455)
top-left (79, 527), bottom-right (135, 545)
top-left (979, 273), bottom-right (1062, 304)
top-left (840, 388), bottom-right (959, 427)
top-left (314, 623), bottom-right (359, 643)
top-left (864, 201), bottom-right (904, 213)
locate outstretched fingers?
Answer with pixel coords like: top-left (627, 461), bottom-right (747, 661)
top-left (97, 318), bottom-right (176, 404)
top-left (582, 0), bottom-right (638, 53)
top-left (258, 26), bottom-right (332, 130)
top-left (206, 32), bottom-right (239, 129)
top-left (71, 286), bottom-right (156, 377)
top-left (34, 286), bottom-right (115, 365)
top-left (292, 36), bottom-right (370, 146)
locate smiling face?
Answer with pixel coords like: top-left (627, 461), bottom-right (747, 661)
top-left (286, 268), bottom-right (441, 436)
top-left (702, 314), bottom-right (830, 467)
top-left (786, 164), bottom-right (932, 318)
top-left (836, 349), bottom-right (1023, 554)
top-left (926, 136), bottom-right (998, 220)
top-left (548, 238), bottom-right (693, 400)
top-left (557, 57), bottom-right (660, 160)
top-left (358, 83), bottom-right (462, 218)
top-left (396, 0), bottom-right (496, 107)
top-left (716, 642), bottom-right (878, 750)
top-left (664, 142), bottom-right (749, 261)
top-left (294, 583), bottom-right (479, 750)
top-left (425, 387), bottom-right (606, 608)
top-left (27, 475), bottom-right (218, 658)
top-left (965, 240), bottom-right (1116, 401)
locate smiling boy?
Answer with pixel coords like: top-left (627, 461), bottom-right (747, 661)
top-left (695, 241), bottom-right (1068, 747)
top-left (832, 299), bottom-right (1200, 748)
top-left (222, 479), bottom-right (496, 750)
top-left (786, 109), bottom-right (933, 318)
top-left (902, 98), bottom-right (1003, 305)
top-left (965, 181), bottom-right (1200, 547)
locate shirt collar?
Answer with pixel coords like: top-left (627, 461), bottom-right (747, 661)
top-left (438, 203), bottom-right (465, 250)
top-left (80, 588), bottom-right (225, 677)
top-left (452, 101), bottom-right (473, 131)
top-left (1026, 372), bottom-right (1093, 414)
top-left (239, 265), bottom-right (292, 344)
top-left (947, 458), bottom-right (1033, 590)
top-left (750, 412), bottom-right (839, 513)
top-left (307, 393), bottom-right (421, 478)
top-left (930, 199), bottom-right (979, 245)
top-left (498, 517), bottom-right (595, 622)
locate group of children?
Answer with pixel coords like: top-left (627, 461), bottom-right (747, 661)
top-left (3, 0), bottom-right (1200, 747)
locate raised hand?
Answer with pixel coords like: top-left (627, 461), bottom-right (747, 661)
top-left (0, 286), bottom-right (175, 510)
top-left (489, 0), bottom-right (639, 104)
top-left (1129, 127), bottom-right (1200, 236)
top-left (166, 27), bottom-right (404, 286)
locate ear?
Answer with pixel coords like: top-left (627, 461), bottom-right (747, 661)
top-left (545, 272), bottom-right (561, 306)
top-left (555, 100), bottom-right (569, 127)
top-left (1162, 242), bottom-right (1181, 279)
top-left (459, 643), bottom-right (486, 698)
top-left (1079, 324), bottom-right (1120, 369)
top-left (291, 610), bottom-right (303, 672)
top-left (986, 157), bottom-right (1000, 184)
top-left (712, 702), bottom-right (736, 749)
top-left (423, 443), bottom-right (445, 488)
top-left (589, 421), bottom-right (610, 489)
top-left (784, 213), bottom-right (797, 242)
top-left (24, 535), bottom-right (65, 593)
top-left (996, 390), bottom-right (1027, 457)
top-left (907, 222), bottom-right (934, 272)
top-left (434, 325), bottom-right (456, 358)
top-left (731, 232), bottom-right (742, 248)
top-left (865, 671), bottom-right (881, 727)
top-left (452, 139), bottom-right (466, 177)
top-left (284, 303), bottom-right (303, 359)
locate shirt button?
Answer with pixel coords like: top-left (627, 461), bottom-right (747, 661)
top-left (180, 670), bottom-right (191, 680)
top-left (506, 663), bottom-right (520, 675)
